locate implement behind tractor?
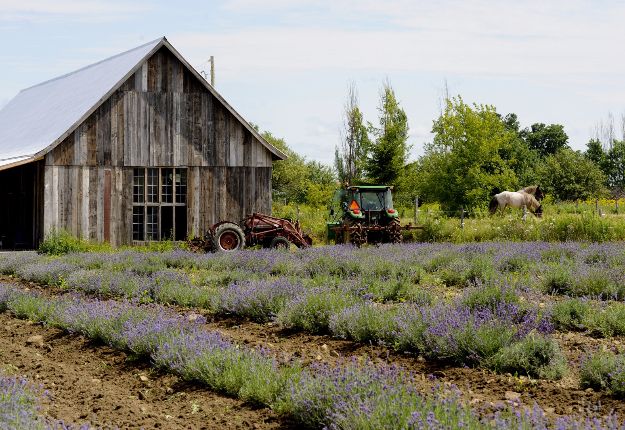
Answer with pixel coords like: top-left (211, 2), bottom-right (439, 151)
top-left (327, 185), bottom-right (419, 246)
top-left (188, 213), bottom-right (312, 252)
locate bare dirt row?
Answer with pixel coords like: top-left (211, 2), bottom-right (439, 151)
top-left (1, 276), bottom-right (623, 427)
top-left (0, 311), bottom-right (290, 429)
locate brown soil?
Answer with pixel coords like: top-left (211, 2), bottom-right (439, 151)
top-left (204, 318), bottom-right (625, 420)
top-left (0, 312), bottom-right (291, 429)
top-left (2, 276), bottom-right (624, 425)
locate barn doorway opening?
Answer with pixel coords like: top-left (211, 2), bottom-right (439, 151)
top-left (0, 162), bottom-right (43, 250)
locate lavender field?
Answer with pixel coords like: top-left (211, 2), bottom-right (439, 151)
top-left (3, 242), bottom-right (625, 428)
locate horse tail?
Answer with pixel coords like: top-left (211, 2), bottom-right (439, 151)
top-left (489, 196), bottom-right (499, 214)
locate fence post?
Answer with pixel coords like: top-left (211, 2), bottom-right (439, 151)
top-left (414, 196), bottom-right (419, 224)
top-left (460, 206), bottom-right (465, 229)
top-left (522, 205), bottom-right (527, 221)
top-left (616, 199), bottom-right (619, 214)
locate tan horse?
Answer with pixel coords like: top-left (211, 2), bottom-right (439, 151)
top-left (517, 185), bottom-right (544, 201)
top-left (489, 191), bottom-right (542, 217)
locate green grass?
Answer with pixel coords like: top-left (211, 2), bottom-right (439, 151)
top-left (274, 202), bottom-right (625, 244)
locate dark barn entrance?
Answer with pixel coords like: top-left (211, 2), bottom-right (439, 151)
top-left (0, 162), bottom-right (43, 249)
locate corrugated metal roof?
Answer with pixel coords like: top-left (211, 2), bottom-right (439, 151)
top-left (0, 37), bottom-right (285, 171)
top-left (0, 155), bottom-right (33, 169)
top-left (0, 38), bottom-right (162, 167)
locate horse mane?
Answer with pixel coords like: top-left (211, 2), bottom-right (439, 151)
top-left (518, 185), bottom-right (537, 194)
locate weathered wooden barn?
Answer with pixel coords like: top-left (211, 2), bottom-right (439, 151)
top-left (0, 37), bottom-right (285, 249)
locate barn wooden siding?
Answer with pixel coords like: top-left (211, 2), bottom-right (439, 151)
top-left (43, 47), bottom-right (274, 246)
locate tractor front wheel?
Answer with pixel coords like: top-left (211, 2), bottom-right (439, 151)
top-left (269, 236), bottom-right (291, 250)
top-left (212, 223), bottom-right (246, 252)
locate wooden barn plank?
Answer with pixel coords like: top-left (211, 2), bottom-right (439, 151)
top-left (81, 167), bottom-right (89, 239)
top-left (43, 166), bottom-right (52, 235)
top-left (89, 168), bottom-right (98, 240)
top-left (121, 168), bottom-right (133, 245)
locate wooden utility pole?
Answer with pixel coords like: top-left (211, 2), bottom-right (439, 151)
top-left (209, 56), bottom-right (215, 87)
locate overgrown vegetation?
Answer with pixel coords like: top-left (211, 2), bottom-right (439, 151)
top-left (38, 229), bottom-right (112, 255)
top-left (269, 87), bottom-right (624, 214)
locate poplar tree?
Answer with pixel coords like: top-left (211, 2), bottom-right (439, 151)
top-left (335, 83), bottom-right (370, 185)
top-left (366, 82), bottom-right (410, 186)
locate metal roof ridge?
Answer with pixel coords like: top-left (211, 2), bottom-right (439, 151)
top-left (19, 37), bottom-right (165, 93)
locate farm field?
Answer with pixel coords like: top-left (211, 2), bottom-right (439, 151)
top-left (273, 201), bottom-right (625, 244)
top-left (3, 243), bottom-right (625, 428)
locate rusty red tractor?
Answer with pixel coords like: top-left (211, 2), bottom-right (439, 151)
top-left (188, 213), bottom-right (313, 252)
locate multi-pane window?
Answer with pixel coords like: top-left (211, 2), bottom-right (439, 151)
top-left (132, 168), bottom-right (187, 241)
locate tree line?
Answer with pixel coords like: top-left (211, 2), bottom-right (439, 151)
top-left (268, 85), bottom-right (625, 212)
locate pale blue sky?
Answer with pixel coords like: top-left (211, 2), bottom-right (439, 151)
top-left (1, 0), bottom-right (624, 164)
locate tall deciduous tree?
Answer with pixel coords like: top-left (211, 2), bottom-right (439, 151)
top-left (366, 82), bottom-right (410, 186)
top-left (498, 112), bottom-right (541, 186)
top-left (521, 123), bottom-right (569, 157)
top-left (536, 148), bottom-right (605, 201)
top-left (585, 138), bottom-right (607, 167)
top-left (606, 140), bottom-right (625, 192)
top-left (420, 97), bottom-right (518, 211)
top-left (264, 131), bottom-right (336, 206)
top-left (335, 83), bottom-right (370, 185)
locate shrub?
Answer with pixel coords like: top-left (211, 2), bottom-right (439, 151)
top-left (38, 229), bottom-right (111, 255)
top-left (487, 334), bottom-right (567, 380)
top-left (278, 288), bottom-right (361, 333)
top-left (0, 374), bottom-right (47, 429)
top-left (276, 360), bottom-right (481, 430)
top-left (541, 266), bottom-right (574, 295)
top-left (498, 254), bottom-right (530, 273)
top-left (418, 302), bottom-right (552, 365)
top-left (402, 286), bottom-right (434, 305)
top-left (362, 279), bottom-right (410, 302)
top-left (150, 270), bottom-right (207, 307)
top-left (551, 299), bottom-right (591, 331)
top-left (212, 279), bottom-right (305, 322)
top-left (16, 260), bottom-right (78, 286)
top-left (0, 253), bottom-right (41, 275)
top-left (329, 303), bottom-right (397, 344)
top-left (580, 351), bottom-right (617, 392)
top-left (580, 350), bottom-right (625, 397)
top-left (587, 303), bottom-right (625, 337)
top-left (461, 284), bottom-right (519, 311)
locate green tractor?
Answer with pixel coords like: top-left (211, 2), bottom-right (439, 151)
top-left (326, 185), bottom-right (403, 246)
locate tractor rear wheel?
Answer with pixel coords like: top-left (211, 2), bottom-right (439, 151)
top-left (349, 222), bottom-right (367, 247)
top-left (212, 223), bottom-right (246, 252)
top-left (269, 236), bottom-right (291, 250)
top-left (388, 219), bottom-right (402, 244)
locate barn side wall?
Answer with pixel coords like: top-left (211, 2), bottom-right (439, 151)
top-left (43, 166), bottom-right (272, 245)
top-left (42, 47), bottom-right (275, 246)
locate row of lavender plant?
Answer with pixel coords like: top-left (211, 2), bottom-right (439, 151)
top-left (0, 253), bottom-right (566, 380)
top-left (0, 372), bottom-right (89, 430)
top-left (0, 283), bottom-right (622, 429)
top-left (0, 283), bottom-right (289, 407)
top-left (6, 241), bottom-right (625, 300)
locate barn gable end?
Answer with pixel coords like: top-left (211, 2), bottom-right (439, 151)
top-left (0, 38), bottom-right (283, 248)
